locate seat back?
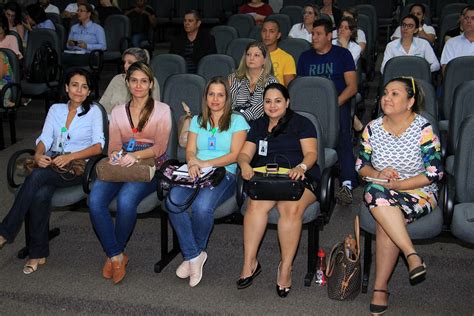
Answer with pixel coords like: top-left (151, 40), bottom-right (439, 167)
top-left (94, 102), bottom-right (110, 155)
top-left (296, 111), bottom-right (326, 172)
top-left (437, 13), bottom-right (460, 54)
top-left (0, 48), bottom-right (21, 103)
top-left (249, 25), bottom-right (262, 41)
top-left (54, 23), bottom-right (66, 50)
top-left (197, 54), bottom-right (236, 81)
top-left (199, 0), bottom-right (224, 24)
top-left (162, 73), bottom-right (207, 125)
top-left (280, 5), bottom-right (303, 26)
top-left (25, 29), bottom-right (62, 68)
top-left (7, 31), bottom-right (24, 59)
top-left (266, 13), bottom-right (292, 39)
top-left (226, 38), bottom-right (256, 65)
top-left (288, 77), bottom-right (339, 154)
top-left (278, 38), bottom-right (310, 64)
top-left (355, 4), bottom-right (378, 40)
top-left (227, 13), bottom-right (256, 38)
top-left (454, 114), bottom-right (474, 203)
top-left (437, 1), bottom-right (466, 20)
top-left (173, 0), bottom-right (199, 20)
top-left (154, 0), bottom-right (174, 20)
top-left (104, 15), bottom-right (130, 53)
top-left (336, 0), bottom-right (359, 10)
top-left (442, 56), bottom-right (474, 120)
top-left (282, 0), bottom-right (309, 6)
top-left (211, 25), bottom-right (238, 54)
top-left (383, 56), bottom-right (432, 85)
top-left (46, 12), bottom-right (61, 24)
top-left (417, 79), bottom-right (438, 121)
top-left (150, 54), bottom-right (187, 99)
top-left (448, 80), bottom-right (474, 155)
top-left (357, 14), bottom-right (374, 72)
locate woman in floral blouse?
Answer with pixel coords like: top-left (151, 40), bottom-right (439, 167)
top-left (355, 77), bottom-right (443, 315)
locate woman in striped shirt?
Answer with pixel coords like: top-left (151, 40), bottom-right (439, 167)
top-left (228, 41), bottom-right (277, 122)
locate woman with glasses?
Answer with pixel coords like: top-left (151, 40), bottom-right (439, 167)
top-left (356, 77), bottom-right (443, 314)
top-left (100, 47), bottom-right (160, 114)
top-left (391, 3), bottom-right (436, 45)
top-left (288, 4), bottom-right (320, 43)
top-left (381, 14), bottom-right (439, 74)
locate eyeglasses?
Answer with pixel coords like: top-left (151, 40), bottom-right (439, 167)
top-left (463, 15), bottom-right (474, 22)
top-left (401, 23), bottom-right (416, 29)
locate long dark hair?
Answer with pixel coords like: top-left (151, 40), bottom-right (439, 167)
top-left (26, 4), bottom-right (48, 24)
top-left (4, 2), bottom-right (22, 26)
top-left (263, 83), bottom-right (294, 138)
top-left (64, 68), bottom-right (94, 117)
top-left (125, 61), bottom-right (155, 132)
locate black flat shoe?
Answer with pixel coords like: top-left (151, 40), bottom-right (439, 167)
top-left (276, 284), bottom-right (292, 298)
top-left (406, 253), bottom-right (426, 285)
top-left (369, 289), bottom-right (390, 315)
top-left (236, 262), bottom-right (261, 289)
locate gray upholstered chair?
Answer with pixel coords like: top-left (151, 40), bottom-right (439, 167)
top-left (440, 56), bottom-right (474, 130)
top-left (150, 54), bottom-right (187, 99)
top-left (210, 25), bottom-right (238, 54)
top-left (226, 38), bottom-right (256, 65)
top-left (280, 5), bottom-right (304, 26)
top-left (445, 115), bottom-right (474, 244)
top-left (227, 13), bottom-right (256, 38)
top-left (162, 73), bottom-right (207, 161)
top-left (278, 38), bottom-right (311, 64)
top-left (6, 102), bottom-right (109, 259)
top-left (382, 56), bottom-right (432, 85)
top-left (199, 0), bottom-right (224, 25)
top-left (237, 111), bottom-right (333, 286)
top-left (197, 54), bottom-right (236, 81)
top-left (249, 25), bottom-right (262, 41)
top-left (444, 81), bottom-right (474, 176)
top-left (437, 13), bottom-right (460, 55)
top-left (103, 15), bottom-right (131, 72)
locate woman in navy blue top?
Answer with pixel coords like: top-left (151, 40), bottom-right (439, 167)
top-left (236, 83), bottom-right (320, 297)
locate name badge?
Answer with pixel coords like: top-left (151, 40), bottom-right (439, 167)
top-left (126, 138), bottom-right (136, 152)
top-left (258, 140), bottom-right (268, 156)
top-left (208, 136), bottom-right (217, 150)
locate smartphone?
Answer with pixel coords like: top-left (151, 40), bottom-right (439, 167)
top-left (363, 176), bottom-right (389, 183)
top-left (265, 163), bottom-right (279, 173)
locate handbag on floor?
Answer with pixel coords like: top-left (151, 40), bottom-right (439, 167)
top-left (95, 157), bottom-right (157, 182)
top-left (157, 159), bottom-right (226, 211)
top-left (326, 216), bottom-right (361, 301)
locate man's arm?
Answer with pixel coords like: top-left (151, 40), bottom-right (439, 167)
top-left (338, 71), bottom-right (357, 106)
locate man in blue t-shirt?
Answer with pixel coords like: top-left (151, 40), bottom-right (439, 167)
top-left (297, 19), bottom-right (358, 204)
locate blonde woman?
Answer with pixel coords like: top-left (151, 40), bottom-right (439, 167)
top-left (228, 41), bottom-right (277, 121)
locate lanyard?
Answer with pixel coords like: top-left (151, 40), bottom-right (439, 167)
top-left (126, 101), bottom-right (151, 134)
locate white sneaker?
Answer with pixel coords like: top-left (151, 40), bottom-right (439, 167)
top-left (176, 260), bottom-right (190, 279)
top-left (189, 251), bottom-right (207, 287)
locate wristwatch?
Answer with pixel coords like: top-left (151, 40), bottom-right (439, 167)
top-left (297, 163), bottom-right (308, 172)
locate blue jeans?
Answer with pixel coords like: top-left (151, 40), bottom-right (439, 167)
top-left (88, 177), bottom-right (158, 258)
top-left (0, 167), bottom-right (82, 258)
top-left (166, 172), bottom-right (236, 260)
top-left (131, 33), bottom-right (148, 48)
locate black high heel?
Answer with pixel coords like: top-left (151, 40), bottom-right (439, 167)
top-left (236, 261), bottom-right (261, 289)
top-left (369, 289), bottom-right (390, 315)
top-left (276, 262), bottom-right (292, 298)
top-left (406, 253), bottom-right (426, 285)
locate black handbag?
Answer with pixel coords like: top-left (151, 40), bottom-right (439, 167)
top-left (326, 216), bottom-right (361, 301)
top-left (157, 159), bottom-right (226, 212)
top-left (247, 172), bottom-right (305, 201)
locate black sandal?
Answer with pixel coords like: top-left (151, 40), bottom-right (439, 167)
top-left (406, 252), bottom-right (426, 285)
top-left (370, 289), bottom-right (390, 315)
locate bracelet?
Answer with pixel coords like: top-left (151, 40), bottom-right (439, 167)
top-left (296, 163), bottom-right (308, 172)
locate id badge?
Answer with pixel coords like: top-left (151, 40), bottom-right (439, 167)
top-left (208, 136), bottom-right (216, 150)
top-left (258, 140), bottom-right (268, 156)
top-left (126, 138), bottom-right (136, 152)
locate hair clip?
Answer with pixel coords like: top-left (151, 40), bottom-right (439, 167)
top-left (400, 76), bottom-right (416, 95)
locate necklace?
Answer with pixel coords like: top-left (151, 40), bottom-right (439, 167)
top-left (383, 113), bottom-right (415, 137)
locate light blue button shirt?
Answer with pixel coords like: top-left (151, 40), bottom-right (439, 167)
top-left (36, 103), bottom-right (105, 154)
top-left (67, 21), bottom-right (106, 52)
top-left (35, 19), bottom-right (56, 30)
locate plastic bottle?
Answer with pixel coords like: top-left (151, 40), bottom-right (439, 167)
top-left (315, 248), bottom-right (327, 285)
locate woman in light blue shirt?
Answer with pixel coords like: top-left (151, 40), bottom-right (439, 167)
top-left (166, 76), bottom-right (249, 288)
top-left (0, 68), bottom-right (105, 275)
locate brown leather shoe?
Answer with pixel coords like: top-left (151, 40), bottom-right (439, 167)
top-left (102, 258), bottom-right (113, 279)
top-left (112, 254), bottom-right (129, 284)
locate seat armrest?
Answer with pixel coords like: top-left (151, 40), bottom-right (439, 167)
top-left (7, 149), bottom-right (35, 188)
top-left (443, 175), bottom-right (455, 226)
top-left (440, 129), bottom-right (447, 162)
top-left (88, 50), bottom-right (104, 73)
top-left (318, 166), bottom-right (331, 217)
top-left (119, 37), bottom-right (131, 54)
top-left (82, 154), bottom-right (106, 193)
top-left (0, 82), bottom-right (22, 109)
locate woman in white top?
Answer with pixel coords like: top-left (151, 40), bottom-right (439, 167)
top-left (382, 14), bottom-right (440, 74)
top-left (332, 17), bottom-right (362, 67)
top-left (288, 4), bottom-right (319, 43)
top-left (339, 7), bottom-right (366, 54)
top-left (391, 4), bottom-right (436, 45)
